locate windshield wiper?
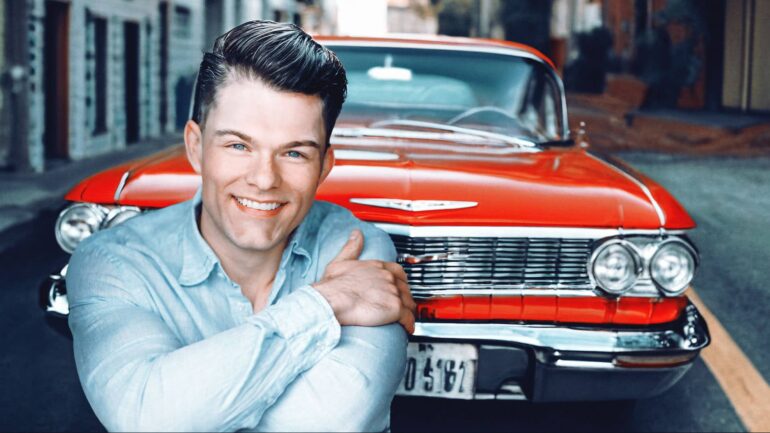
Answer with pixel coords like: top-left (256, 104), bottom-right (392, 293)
top-left (366, 119), bottom-right (538, 148)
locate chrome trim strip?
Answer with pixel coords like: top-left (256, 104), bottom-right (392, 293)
top-left (553, 359), bottom-right (616, 369)
top-left (113, 170), bottom-right (131, 202)
top-left (586, 153), bottom-right (666, 227)
top-left (375, 223), bottom-right (686, 239)
top-left (411, 288), bottom-right (597, 298)
top-left (409, 283), bottom-right (663, 298)
top-left (322, 40), bottom-right (570, 139)
top-left (352, 198), bottom-right (478, 212)
top-left (411, 303), bottom-right (709, 353)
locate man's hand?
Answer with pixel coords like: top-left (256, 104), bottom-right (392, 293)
top-left (312, 229), bottom-right (417, 334)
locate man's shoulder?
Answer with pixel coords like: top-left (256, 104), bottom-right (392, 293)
top-left (311, 200), bottom-right (396, 262)
top-left (73, 200), bottom-right (189, 265)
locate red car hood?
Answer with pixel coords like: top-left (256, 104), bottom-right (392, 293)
top-left (66, 142), bottom-right (694, 229)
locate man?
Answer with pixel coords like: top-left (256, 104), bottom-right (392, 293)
top-left (67, 21), bottom-right (416, 432)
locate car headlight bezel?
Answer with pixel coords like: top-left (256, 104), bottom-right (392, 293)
top-left (54, 203), bottom-right (108, 254)
top-left (103, 206), bottom-right (142, 229)
top-left (588, 238), bottom-right (643, 295)
top-left (649, 238), bottom-right (698, 296)
top-left (55, 203), bottom-right (144, 253)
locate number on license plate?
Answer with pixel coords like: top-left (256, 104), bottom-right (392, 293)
top-left (396, 342), bottom-right (477, 399)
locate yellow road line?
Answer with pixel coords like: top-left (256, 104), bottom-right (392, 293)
top-left (688, 288), bottom-right (770, 432)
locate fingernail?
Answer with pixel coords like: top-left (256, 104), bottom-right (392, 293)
top-left (349, 230), bottom-right (359, 240)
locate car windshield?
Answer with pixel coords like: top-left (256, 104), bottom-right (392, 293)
top-left (330, 45), bottom-right (566, 144)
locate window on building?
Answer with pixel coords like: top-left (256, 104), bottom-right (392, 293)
top-left (86, 11), bottom-right (108, 135)
top-left (94, 17), bottom-right (107, 134)
top-left (173, 6), bottom-right (192, 38)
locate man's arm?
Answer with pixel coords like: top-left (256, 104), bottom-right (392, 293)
top-left (256, 222), bottom-right (409, 432)
top-left (68, 238), bottom-right (341, 432)
top-left (256, 324), bottom-right (406, 432)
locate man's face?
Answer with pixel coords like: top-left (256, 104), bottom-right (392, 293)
top-left (184, 77), bottom-right (333, 259)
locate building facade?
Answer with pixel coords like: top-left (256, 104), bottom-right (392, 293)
top-left (554, 0), bottom-right (770, 113)
top-left (2, 0), bottom-right (298, 172)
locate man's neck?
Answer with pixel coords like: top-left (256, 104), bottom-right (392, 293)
top-left (198, 212), bottom-right (287, 311)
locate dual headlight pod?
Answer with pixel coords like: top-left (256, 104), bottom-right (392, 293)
top-left (55, 203), bottom-right (141, 253)
top-left (589, 237), bottom-right (697, 297)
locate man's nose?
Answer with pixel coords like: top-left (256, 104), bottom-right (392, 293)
top-left (245, 154), bottom-right (282, 190)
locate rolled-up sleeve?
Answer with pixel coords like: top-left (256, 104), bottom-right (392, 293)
top-left (68, 239), bottom-right (341, 432)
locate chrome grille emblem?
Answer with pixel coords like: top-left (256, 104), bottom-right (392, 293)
top-left (397, 252), bottom-right (469, 264)
top-left (350, 198), bottom-right (478, 212)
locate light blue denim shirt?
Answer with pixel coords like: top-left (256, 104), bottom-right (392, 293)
top-left (67, 190), bottom-right (407, 432)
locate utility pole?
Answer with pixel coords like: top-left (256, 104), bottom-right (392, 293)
top-left (4, 0), bottom-right (31, 172)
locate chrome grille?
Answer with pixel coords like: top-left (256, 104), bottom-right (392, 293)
top-left (390, 235), bottom-right (594, 293)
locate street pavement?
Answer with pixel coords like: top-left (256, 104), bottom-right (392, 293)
top-left (1, 147), bottom-right (766, 431)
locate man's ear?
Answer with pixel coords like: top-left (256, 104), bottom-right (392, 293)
top-left (184, 120), bottom-right (203, 174)
top-left (319, 146), bottom-right (335, 184)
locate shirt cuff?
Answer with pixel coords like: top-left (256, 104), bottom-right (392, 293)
top-left (259, 284), bottom-right (341, 348)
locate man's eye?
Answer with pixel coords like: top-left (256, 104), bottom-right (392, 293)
top-left (229, 143), bottom-right (247, 151)
top-left (286, 150), bottom-right (305, 159)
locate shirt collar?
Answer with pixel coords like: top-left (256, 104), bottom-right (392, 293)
top-left (178, 189), bottom-right (219, 286)
top-left (178, 189), bottom-right (317, 286)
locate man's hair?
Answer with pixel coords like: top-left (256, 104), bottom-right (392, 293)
top-left (191, 20), bottom-right (347, 145)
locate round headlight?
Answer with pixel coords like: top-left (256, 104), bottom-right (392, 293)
top-left (55, 204), bottom-right (106, 253)
top-left (103, 206), bottom-right (142, 229)
top-left (650, 240), bottom-right (696, 295)
top-left (591, 241), bottom-right (641, 295)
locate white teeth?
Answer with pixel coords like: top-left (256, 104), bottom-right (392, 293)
top-left (236, 197), bottom-right (282, 211)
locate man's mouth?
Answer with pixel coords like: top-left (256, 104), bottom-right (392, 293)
top-left (234, 196), bottom-right (285, 212)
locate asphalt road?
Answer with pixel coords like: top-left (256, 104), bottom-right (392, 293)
top-left (1, 151), bottom-right (765, 432)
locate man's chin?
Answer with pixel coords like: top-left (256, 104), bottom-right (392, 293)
top-left (229, 236), bottom-right (283, 253)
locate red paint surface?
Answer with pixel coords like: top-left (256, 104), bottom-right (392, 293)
top-left (416, 295), bottom-right (687, 325)
top-left (67, 143), bottom-right (695, 230)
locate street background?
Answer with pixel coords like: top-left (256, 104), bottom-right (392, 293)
top-left (1, 0), bottom-right (769, 431)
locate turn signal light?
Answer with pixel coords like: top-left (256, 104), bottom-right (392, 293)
top-left (614, 352), bottom-right (697, 368)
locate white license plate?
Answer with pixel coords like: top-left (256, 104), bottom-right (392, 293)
top-left (396, 342), bottom-right (477, 399)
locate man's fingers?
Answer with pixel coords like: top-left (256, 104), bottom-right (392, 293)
top-left (396, 279), bottom-right (416, 312)
top-left (399, 306), bottom-right (416, 335)
top-left (330, 229), bottom-right (364, 263)
top-left (384, 261), bottom-right (409, 284)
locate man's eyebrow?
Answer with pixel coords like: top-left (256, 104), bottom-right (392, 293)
top-left (215, 130), bottom-right (321, 150)
top-left (214, 129), bottom-right (254, 143)
top-left (283, 140), bottom-right (321, 150)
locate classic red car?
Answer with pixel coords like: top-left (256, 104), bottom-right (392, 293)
top-left (41, 35), bottom-right (709, 402)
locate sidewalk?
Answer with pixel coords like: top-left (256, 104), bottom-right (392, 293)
top-left (0, 134), bottom-right (182, 251)
top-left (567, 93), bottom-right (770, 156)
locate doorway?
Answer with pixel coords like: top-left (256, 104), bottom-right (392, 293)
top-left (43, 0), bottom-right (70, 159)
top-left (124, 21), bottom-right (140, 144)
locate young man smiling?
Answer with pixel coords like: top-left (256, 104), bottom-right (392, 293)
top-left (66, 21), bottom-right (415, 432)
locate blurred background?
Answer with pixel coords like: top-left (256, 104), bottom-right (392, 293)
top-left (1, 0), bottom-right (768, 173)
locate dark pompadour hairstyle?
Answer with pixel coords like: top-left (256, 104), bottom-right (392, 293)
top-left (191, 20), bottom-right (347, 145)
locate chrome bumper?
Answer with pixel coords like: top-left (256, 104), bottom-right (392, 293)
top-left (411, 301), bottom-right (710, 401)
top-left (39, 265), bottom-right (69, 317)
top-left (42, 267), bottom-right (709, 401)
